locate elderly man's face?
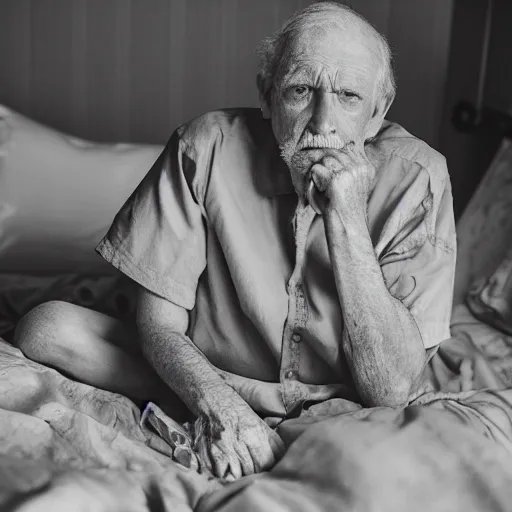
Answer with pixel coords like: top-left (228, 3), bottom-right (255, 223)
top-left (263, 25), bottom-right (386, 197)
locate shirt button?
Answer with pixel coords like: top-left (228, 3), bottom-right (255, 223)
top-left (285, 370), bottom-right (296, 380)
top-left (292, 333), bottom-right (302, 343)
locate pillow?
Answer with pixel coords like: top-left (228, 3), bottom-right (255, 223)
top-left (0, 105), bottom-right (163, 275)
top-left (466, 243), bottom-right (512, 335)
top-left (454, 139), bottom-right (512, 305)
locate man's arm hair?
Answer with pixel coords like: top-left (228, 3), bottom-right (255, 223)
top-left (324, 208), bottom-right (427, 408)
top-left (135, 287), bottom-right (229, 416)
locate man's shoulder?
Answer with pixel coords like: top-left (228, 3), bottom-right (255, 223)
top-left (171, 108), bottom-right (283, 198)
top-left (175, 108), bottom-right (270, 151)
top-left (370, 121), bottom-right (448, 185)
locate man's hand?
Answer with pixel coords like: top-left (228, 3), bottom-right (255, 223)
top-left (137, 289), bottom-right (285, 480)
top-left (194, 383), bottom-right (284, 480)
top-left (137, 289), bottom-right (284, 478)
top-left (307, 142), bottom-right (376, 216)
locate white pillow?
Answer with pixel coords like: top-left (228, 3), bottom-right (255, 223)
top-left (0, 105), bottom-right (163, 275)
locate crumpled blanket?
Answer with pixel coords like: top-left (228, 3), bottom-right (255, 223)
top-left (0, 340), bottom-right (220, 511)
top-left (2, 331), bottom-right (512, 512)
top-left (199, 394), bottom-right (512, 512)
top-left (2, 324), bottom-right (512, 510)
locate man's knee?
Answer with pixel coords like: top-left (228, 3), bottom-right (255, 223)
top-left (13, 300), bottom-right (77, 365)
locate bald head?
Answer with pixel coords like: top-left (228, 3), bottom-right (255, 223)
top-left (257, 2), bottom-right (395, 106)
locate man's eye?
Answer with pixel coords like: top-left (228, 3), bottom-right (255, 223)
top-left (340, 90), bottom-right (361, 101)
top-left (291, 85), bottom-right (311, 97)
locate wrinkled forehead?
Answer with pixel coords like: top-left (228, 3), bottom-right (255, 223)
top-left (275, 23), bottom-right (382, 89)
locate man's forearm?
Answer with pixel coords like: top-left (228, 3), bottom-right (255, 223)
top-left (138, 327), bottom-right (229, 416)
top-left (324, 207), bottom-right (426, 408)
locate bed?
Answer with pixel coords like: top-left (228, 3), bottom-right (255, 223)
top-left (2, 105), bottom-right (512, 511)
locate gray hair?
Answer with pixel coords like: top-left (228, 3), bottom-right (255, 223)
top-left (257, 1), bottom-right (396, 105)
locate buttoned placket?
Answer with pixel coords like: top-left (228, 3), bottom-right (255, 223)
top-left (280, 201), bottom-right (316, 413)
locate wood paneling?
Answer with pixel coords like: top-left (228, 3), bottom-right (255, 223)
top-left (0, 0), bottom-right (453, 149)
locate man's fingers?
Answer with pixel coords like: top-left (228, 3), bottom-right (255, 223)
top-left (335, 142), bottom-right (370, 167)
top-left (247, 442), bottom-right (275, 473)
top-left (268, 431), bottom-right (285, 461)
top-left (323, 152), bottom-right (352, 171)
top-left (234, 442), bottom-right (255, 476)
top-left (227, 455), bottom-right (243, 480)
top-left (209, 443), bottom-right (229, 478)
top-left (321, 155), bottom-right (341, 171)
top-left (210, 442), bottom-right (243, 480)
top-left (309, 163), bottom-right (332, 192)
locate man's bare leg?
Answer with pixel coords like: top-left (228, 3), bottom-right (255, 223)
top-left (13, 301), bottom-right (188, 417)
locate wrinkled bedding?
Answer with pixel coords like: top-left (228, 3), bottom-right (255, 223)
top-left (2, 276), bottom-right (512, 510)
top-left (0, 340), bottom-right (218, 511)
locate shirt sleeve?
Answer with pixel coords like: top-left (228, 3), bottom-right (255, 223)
top-left (96, 129), bottom-right (207, 310)
top-left (377, 159), bottom-right (457, 349)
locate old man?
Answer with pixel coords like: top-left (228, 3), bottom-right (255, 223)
top-left (15, 2), bottom-right (456, 479)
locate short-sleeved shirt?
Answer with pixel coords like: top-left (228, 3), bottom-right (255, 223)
top-left (96, 108), bottom-right (456, 417)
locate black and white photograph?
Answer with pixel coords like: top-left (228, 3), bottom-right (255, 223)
top-left (1, 1), bottom-right (512, 510)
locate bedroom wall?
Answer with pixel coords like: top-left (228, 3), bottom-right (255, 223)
top-left (440, 0), bottom-right (512, 218)
top-left (0, 0), bottom-right (453, 150)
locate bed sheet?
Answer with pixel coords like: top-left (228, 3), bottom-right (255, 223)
top-left (0, 339), bottom-right (218, 511)
top-left (1, 335), bottom-right (512, 511)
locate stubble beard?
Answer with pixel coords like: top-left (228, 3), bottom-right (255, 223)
top-left (279, 141), bottom-right (312, 200)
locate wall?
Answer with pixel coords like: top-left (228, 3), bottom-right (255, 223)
top-left (0, 0), bottom-right (452, 149)
top-left (440, 0), bottom-right (512, 218)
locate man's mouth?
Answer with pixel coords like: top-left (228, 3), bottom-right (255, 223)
top-left (297, 146), bottom-right (346, 159)
top-left (299, 146), bottom-right (334, 153)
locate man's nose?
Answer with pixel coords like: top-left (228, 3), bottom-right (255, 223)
top-left (308, 92), bottom-right (337, 136)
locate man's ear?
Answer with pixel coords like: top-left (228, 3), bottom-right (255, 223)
top-left (256, 74), bottom-right (272, 119)
top-left (365, 92), bottom-right (394, 141)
